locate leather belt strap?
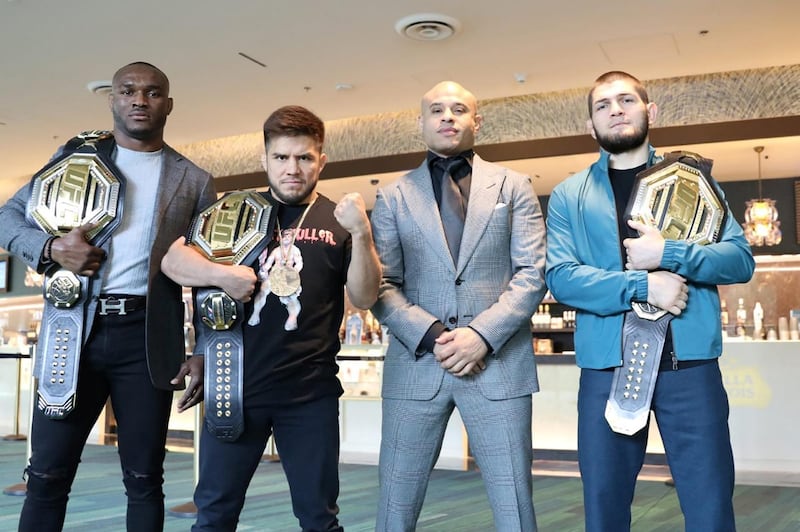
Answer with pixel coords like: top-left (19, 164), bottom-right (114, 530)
top-left (97, 295), bottom-right (146, 316)
top-left (186, 191), bottom-right (274, 442)
top-left (37, 271), bottom-right (88, 418)
top-left (195, 287), bottom-right (245, 441)
top-left (27, 131), bottom-right (125, 419)
top-left (604, 311), bottom-right (672, 435)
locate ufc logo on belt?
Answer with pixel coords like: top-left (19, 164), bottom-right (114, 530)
top-left (98, 297), bottom-right (129, 316)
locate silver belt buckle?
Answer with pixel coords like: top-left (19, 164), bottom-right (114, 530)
top-left (98, 297), bottom-right (128, 316)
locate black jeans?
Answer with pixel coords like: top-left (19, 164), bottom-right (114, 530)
top-left (19, 310), bottom-right (173, 532)
top-left (192, 395), bottom-right (343, 532)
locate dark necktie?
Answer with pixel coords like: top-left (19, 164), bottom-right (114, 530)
top-left (436, 157), bottom-right (466, 261)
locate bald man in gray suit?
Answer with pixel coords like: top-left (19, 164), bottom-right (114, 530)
top-left (371, 81), bottom-right (546, 531)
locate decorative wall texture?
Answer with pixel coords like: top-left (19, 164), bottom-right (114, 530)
top-left (179, 64), bottom-right (800, 178)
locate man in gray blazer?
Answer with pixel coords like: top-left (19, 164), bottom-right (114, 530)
top-left (371, 81), bottom-right (546, 531)
top-left (0, 62), bottom-right (216, 531)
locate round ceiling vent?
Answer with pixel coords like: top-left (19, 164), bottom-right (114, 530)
top-left (395, 13), bottom-right (461, 41)
top-left (87, 80), bottom-right (113, 95)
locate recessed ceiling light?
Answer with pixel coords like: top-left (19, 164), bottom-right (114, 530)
top-left (335, 83), bottom-right (354, 91)
top-left (395, 13), bottom-right (461, 41)
top-left (87, 80), bottom-right (112, 95)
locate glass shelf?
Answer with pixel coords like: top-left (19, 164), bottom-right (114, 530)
top-left (531, 327), bottom-right (575, 333)
top-left (337, 343), bottom-right (386, 361)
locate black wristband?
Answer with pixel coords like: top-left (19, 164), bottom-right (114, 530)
top-left (42, 236), bottom-right (56, 264)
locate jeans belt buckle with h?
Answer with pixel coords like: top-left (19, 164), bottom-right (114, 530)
top-left (99, 297), bottom-right (128, 316)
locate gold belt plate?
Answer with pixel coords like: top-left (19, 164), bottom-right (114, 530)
top-left (188, 191), bottom-right (273, 265)
top-left (28, 151), bottom-right (121, 240)
top-left (627, 159), bottom-right (725, 246)
top-left (627, 156), bottom-right (726, 320)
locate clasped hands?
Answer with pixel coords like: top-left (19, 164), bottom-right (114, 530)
top-left (623, 219), bottom-right (688, 316)
top-left (433, 327), bottom-right (487, 377)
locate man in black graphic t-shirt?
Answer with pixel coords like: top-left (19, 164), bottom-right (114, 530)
top-left (242, 196), bottom-right (360, 407)
top-left (162, 105), bottom-right (381, 531)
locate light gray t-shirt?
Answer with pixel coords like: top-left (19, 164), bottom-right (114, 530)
top-left (100, 146), bottom-right (162, 295)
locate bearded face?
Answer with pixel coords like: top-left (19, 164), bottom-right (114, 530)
top-left (588, 80), bottom-right (654, 156)
top-left (593, 113), bottom-right (649, 155)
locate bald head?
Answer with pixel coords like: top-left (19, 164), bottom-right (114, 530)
top-left (419, 81), bottom-right (482, 157)
top-left (108, 62), bottom-right (173, 150)
top-left (112, 62), bottom-right (170, 95)
top-left (421, 81), bottom-right (478, 115)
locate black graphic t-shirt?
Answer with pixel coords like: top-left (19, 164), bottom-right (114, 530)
top-left (242, 194), bottom-right (350, 407)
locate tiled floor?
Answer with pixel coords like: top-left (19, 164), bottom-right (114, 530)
top-left (1, 440), bottom-right (798, 531)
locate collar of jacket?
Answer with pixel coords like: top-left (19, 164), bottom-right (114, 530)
top-left (597, 144), bottom-right (660, 173)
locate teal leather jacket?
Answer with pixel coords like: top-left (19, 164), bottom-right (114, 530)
top-left (545, 147), bottom-right (755, 369)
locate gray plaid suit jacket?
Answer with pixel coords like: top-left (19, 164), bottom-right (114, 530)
top-left (0, 144), bottom-right (217, 390)
top-left (371, 154), bottom-right (546, 401)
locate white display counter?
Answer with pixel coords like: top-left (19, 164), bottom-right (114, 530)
top-left (337, 344), bottom-right (469, 471)
top-left (720, 339), bottom-right (800, 477)
top-left (0, 345), bottom-right (32, 438)
top-left (532, 342), bottom-right (800, 481)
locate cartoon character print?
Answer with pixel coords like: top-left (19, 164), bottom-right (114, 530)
top-left (248, 228), bottom-right (304, 331)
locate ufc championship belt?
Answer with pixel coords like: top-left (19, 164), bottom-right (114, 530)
top-left (187, 191), bottom-right (274, 441)
top-left (26, 131), bottom-right (125, 419)
top-left (605, 151), bottom-right (726, 435)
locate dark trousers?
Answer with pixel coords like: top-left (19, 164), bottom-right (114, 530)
top-left (578, 360), bottom-right (736, 532)
top-left (192, 395), bottom-right (343, 532)
top-left (19, 311), bottom-right (173, 532)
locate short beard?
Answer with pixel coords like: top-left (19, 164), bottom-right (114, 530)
top-left (595, 121), bottom-right (649, 155)
top-left (268, 183), bottom-right (315, 206)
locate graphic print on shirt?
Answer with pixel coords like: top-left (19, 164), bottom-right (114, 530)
top-left (249, 228), bottom-right (304, 330)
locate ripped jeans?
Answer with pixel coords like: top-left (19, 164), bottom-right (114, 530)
top-left (19, 311), bottom-right (173, 532)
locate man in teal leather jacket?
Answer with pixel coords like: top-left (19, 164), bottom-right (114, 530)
top-left (546, 71), bottom-right (754, 532)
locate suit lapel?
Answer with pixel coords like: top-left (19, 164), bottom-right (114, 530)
top-left (154, 146), bottom-right (187, 225)
top-left (400, 162), bottom-right (456, 270)
top-left (457, 155), bottom-right (504, 273)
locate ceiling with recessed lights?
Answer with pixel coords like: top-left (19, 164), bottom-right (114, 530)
top-left (1, 0), bottom-right (799, 205)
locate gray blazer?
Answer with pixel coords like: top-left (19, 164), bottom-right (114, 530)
top-left (370, 154), bottom-right (546, 401)
top-left (0, 144), bottom-right (217, 390)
